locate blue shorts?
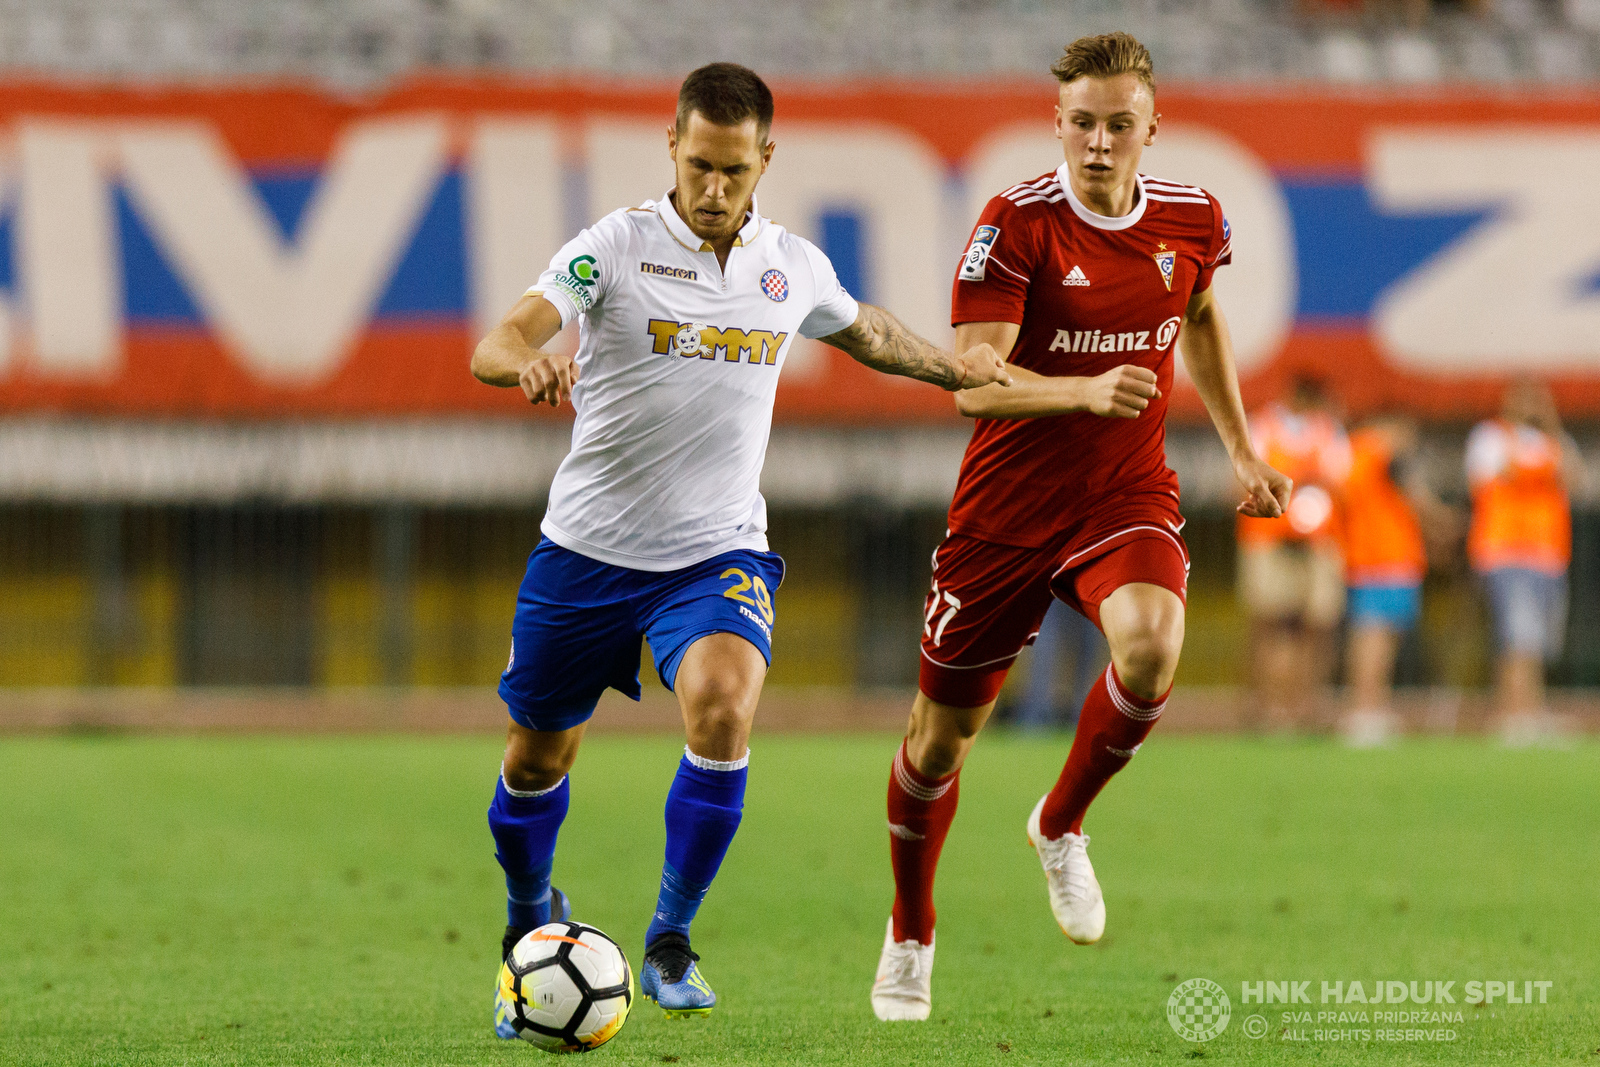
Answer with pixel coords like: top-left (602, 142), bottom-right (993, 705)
top-left (1482, 567), bottom-right (1568, 660)
top-left (1347, 582), bottom-right (1421, 631)
top-left (498, 538), bottom-right (784, 732)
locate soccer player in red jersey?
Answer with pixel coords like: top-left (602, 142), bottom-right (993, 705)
top-left (870, 32), bottom-right (1293, 1021)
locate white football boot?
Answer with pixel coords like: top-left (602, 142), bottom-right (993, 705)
top-left (1026, 796), bottom-right (1106, 944)
top-left (871, 917), bottom-right (934, 1021)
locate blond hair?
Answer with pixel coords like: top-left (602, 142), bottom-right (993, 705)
top-left (1050, 32), bottom-right (1156, 94)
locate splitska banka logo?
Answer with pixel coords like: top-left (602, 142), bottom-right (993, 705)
top-left (547, 255), bottom-right (602, 313)
top-left (1048, 316), bottom-right (1184, 354)
top-left (646, 319), bottom-right (789, 365)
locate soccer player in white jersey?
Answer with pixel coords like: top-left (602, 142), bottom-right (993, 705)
top-left (472, 63), bottom-right (1009, 1028)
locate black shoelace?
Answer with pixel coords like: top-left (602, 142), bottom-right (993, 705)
top-left (646, 934), bottom-right (700, 984)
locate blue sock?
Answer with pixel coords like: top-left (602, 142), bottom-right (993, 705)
top-left (487, 772), bottom-right (569, 931)
top-left (645, 748), bottom-right (748, 949)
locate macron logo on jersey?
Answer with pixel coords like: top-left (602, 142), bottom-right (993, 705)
top-left (1063, 265), bottom-right (1091, 287)
top-left (959, 225), bottom-right (999, 282)
top-left (640, 261), bottom-right (697, 281)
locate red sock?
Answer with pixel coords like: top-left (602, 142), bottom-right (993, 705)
top-left (886, 740), bottom-right (959, 945)
top-left (1039, 664), bottom-right (1167, 838)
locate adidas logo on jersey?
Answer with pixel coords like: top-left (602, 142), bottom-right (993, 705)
top-left (1063, 265), bottom-right (1091, 287)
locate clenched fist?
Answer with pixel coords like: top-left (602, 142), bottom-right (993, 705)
top-left (949, 342), bottom-right (1013, 391)
top-left (520, 353), bottom-right (580, 408)
top-left (1083, 364), bottom-right (1160, 418)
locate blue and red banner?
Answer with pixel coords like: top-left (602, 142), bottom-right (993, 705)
top-left (0, 78), bottom-right (1596, 421)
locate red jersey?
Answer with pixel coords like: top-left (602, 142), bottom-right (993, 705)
top-left (946, 165), bottom-right (1230, 548)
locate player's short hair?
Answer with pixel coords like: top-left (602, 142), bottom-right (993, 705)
top-left (1050, 32), bottom-right (1156, 95)
top-left (676, 63), bottom-right (774, 143)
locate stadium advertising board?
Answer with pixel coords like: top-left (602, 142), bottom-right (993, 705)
top-left (0, 79), bottom-right (1596, 422)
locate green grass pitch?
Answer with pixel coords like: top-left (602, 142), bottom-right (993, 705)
top-left (2, 731), bottom-right (1597, 1065)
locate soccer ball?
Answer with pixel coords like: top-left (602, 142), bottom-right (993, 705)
top-left (496, 921), bottom-right (634, 1053)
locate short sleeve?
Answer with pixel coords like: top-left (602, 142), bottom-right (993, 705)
top-left (1192, 193), bottom-right (1232, 295)
top-left (797, 240), bottom-right (861, 339)
top-left (951, 196), bottom-right (1035, 326)
top-left (526, 211), bottom-right (630, 328)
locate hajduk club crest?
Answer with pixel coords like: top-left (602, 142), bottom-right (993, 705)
top-left (1152, 246), bottom-right (1176, 292)
top-left (760, 269), bottom-right (789, 302)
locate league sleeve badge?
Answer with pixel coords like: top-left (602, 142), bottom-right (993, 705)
top-left (958, 225), bottom-right (1000, 282)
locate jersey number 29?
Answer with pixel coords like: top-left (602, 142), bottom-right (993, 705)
top-left (721, 568), bottom-right (774, 625)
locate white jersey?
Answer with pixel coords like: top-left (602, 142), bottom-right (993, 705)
top-left (530, 192), bottom-right (859, 571)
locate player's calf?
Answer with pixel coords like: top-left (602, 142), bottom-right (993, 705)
top-left (488, 772), bottom-right (571, 930)
top-left (639, 745), bottom-right (749, 1018)
top-left (873, 736), bottom-right (959, 1020)
top-left (1031, 662), bottom-right (1167, 944)
top-left (884, 738), bottom-right (961, 945)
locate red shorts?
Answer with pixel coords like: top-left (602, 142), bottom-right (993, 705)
top-left (918, 494), bottom-right (1190, 708)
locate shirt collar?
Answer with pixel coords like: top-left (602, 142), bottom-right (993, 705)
top-left (1056, 163), bottom-right (1147, 231)
top-left (658, 189), bottom-right (762, 252)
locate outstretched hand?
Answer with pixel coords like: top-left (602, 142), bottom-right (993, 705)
top-left (949, 342), bottom-right (1012, 391)
top-left (1234, 453), bottom-right (1292, 518)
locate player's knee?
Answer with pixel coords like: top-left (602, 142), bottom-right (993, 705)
top-left (680, 669), bottom-right (758, 755)
top-left (909, 737), bottom-right (968, 780)
top-left (687, 699), bottom-right (754, 746)
top-left (906, 695), bottom-right (988, 778)
top-left (502, 732), bottom-right (579, 793)
top-left (681, 667), bottom-right (758, 721)
top-left (1112, 619), bottom-right (1183, 699)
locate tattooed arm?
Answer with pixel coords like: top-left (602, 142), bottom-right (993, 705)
top-left (819, 303), bottom-right (1011, 391)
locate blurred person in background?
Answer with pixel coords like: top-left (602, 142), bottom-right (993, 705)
top-left (1337, 411), bottom-right (1459, 746)
top-left (1010, 602), bottom-right (1106, 731)
top-left (1466, 379), bottom-right (1589, 743)
top-left (1238, 375), bottom-right (1351, 730)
